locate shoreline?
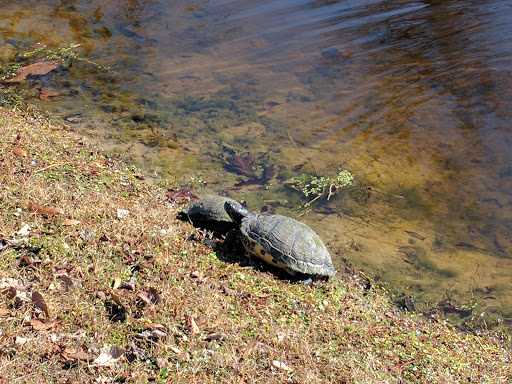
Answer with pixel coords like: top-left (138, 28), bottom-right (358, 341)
top-left (0, 106), bottom-right (510, 382)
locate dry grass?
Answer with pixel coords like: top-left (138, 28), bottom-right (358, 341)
top-left (0, 106), bottom-right (511, 383)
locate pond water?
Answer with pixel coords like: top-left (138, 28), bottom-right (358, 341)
top-left (1, 0), bottom-right (512, 330)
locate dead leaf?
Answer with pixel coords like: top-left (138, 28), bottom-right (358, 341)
top-left (93, 345), bottom-right (126, 366)
top-left (110, 293), bottom-right (125, 307)
top-left (156, 357), bottom-right (168, 369)
top-left (21, 254), bottom-right (41, 267)
top-left (271, 360), bottom-right (292, 372)
top-left (44, 343), bottom-right (63, 358)
top-left (190, 270), bottom-right (207, 283)
top-left (137, 288), bottom-right (161, 306)
top-left (186, 314), bottom-right (200, 336)
top-left (30, 319), bottom-right (57, 331)
top-left (56, 274), bottom-right (75, 290)
top-left (225, 153), bottom-right (257, 178)
top-left (39, 88), bottom-right (61, 100)
top-left (17, 224), bottom-right (31, 235)
top-left (204, 331), bottom-right (228, 342)
top-left (147, 287), bottom-right (162, 304)
top-left (31, 291), bottom-right (49, 317)
top-left (144, 323), bottom-right (167, 331)
top-left (15, 336), bottom-right (28, 346)
top-left (28, 203), bottom-right (64, 215)
top-left (61, 347), bottom-right (94, 362)
top-left (2, 286), bottom-right (17, 300)
top-left (243, 336), bottom-right (259, 359)
top-left (112, 277), bottom-right (122, 290)
top-left (4, 60), bottom-right (61, 83)
top-left (13, 147), bottom-right (27, 157)
top-left (137, 328), bottom-right (168, 341)
top-left (116, 209), bottom-right (129, 219)
top-left (169, 346), bottom-right (182, 355)
top-left (136, 291), bottom-right (153, 306)
top-left (62, 219), bottom-right (81, 226)
top-left (0, 309), bottom-right (10, 316)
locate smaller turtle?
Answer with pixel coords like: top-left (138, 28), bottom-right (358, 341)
top-left (224, 201), bottom-right (336, 280)
top-left (178, 195), bottom-right (243, 235)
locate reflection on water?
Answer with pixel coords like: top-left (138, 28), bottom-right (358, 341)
top-left (1, 0), bottom-right (512, 329)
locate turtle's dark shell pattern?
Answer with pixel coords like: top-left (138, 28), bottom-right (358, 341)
top-left (225, 202), bottom-right (336, 278)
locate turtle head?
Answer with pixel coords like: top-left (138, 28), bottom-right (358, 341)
top-left (224, 200), bottom-right (248, 226)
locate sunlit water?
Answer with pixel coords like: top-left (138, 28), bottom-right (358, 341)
top-left (1, 0), bottom-right (512, 330)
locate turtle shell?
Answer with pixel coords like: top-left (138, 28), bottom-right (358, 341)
top-left (178, 195), bottom-right (242, 234)
top-left (239, 212), bottom-right (336, 277)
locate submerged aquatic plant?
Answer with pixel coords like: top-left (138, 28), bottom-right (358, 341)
top-left (289, 168), bottom-right (355, 206)
top-left (21, 43), bottom-right (110, 71)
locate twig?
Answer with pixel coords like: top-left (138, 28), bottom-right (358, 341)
top-left (286, 130), bottom-right (317, 174)
top-left (304, 194), bottom-right (322, 208)
top-left (32, 161), bottom-right (74, 174)
top-left (367, 187), bottom-right (404, 199)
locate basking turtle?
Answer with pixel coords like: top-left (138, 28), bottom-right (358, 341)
top-left (224, 201), bottom-right (336, 279)
top-left (178, 195), bottom-right (243, 234)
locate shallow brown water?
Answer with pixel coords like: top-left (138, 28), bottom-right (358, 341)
top-left (1, 0), bottom-right (512, 329)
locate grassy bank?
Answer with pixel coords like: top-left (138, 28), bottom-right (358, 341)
top-left (0, 106), bottom-right (511, 383)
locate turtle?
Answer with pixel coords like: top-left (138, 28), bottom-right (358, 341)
top-left (224, 201), bottom-right (336, 279)
top-left (178, 195), bottom-right (243, 235)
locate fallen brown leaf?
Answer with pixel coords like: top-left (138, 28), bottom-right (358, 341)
top-left (243, 336), bottom-right (259, 359)
top-left (62, 219), bottom-right (81, 226)
top-left (30, 319), bottom-right (57, 331)
top-left (93, 345), bottom-right (126, 366)
top-left (31, 291), bottom-right (50, 317)
top-left (56, 274), bottom-right (74, 290)
top-left (204, 331), bottom-right (228, 342)
top-left (44, 343), bottom-right (63, 357)
top-left (112, 277), bottom-right (122, 290)
top-left (17, 224), bottom-right (31, 235)
top-left (39, 88), bottom-right (61, 100)
top-left (0, 309), bottom-right (11, 316)
top-left (186, 314), bottom-right (200, 336)
top-left (147, 287), bottom-right (162, 304)
top-left (28, 203), bottom-right (65, 215)
top-left (13, 147), bottom-right (27, 157)
top-left (21, 254), bottom-right (41, 267)
top-left (4, 60), bottom-right (61, 83)
top-left (144, 323), bottom-right (167, 331)
top-left (169, 346), bottom-right (182, 355)
top-left (190, 270), bottom-right (207, 283)
top-left (156, 357), bottom-right (169, 369)
top-left (61, 347), bottom-right (94, 362)
top-left (271, 360), bottom-right (292, 372)
top-left (2, 286), bottom-right (17, 300)
top-left (136, 291), bottom-right (153, 306)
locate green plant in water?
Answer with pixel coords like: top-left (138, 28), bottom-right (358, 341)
top-left (289, 168), bottom-right (355, 206)
top-left (22, 43), bottom-right (110, 71)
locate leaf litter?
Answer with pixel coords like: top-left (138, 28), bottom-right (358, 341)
top-left (3, 60), bottom-right (61, 83)
top-left (0, 108), bottom-right (511, 383)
